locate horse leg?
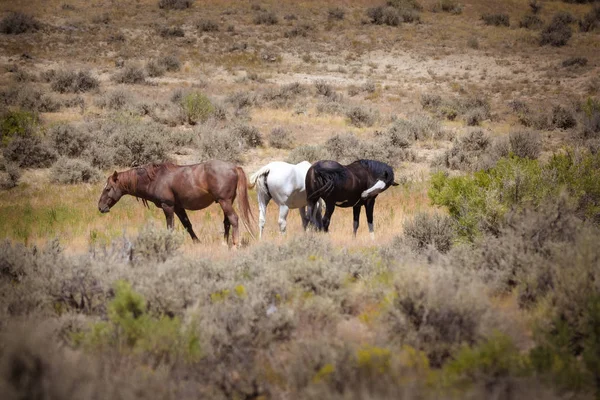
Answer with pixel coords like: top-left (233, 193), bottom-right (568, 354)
top-left (219, 199), bottom-right (240, 247)
top-left (258, 193), bottom-right (271, 239)
top-left (353, 205), bottom-right (361, 237)
top-left (278, 205), bottom-right (289, 234)
top-left (365, 198), bottom-right (376, 240)
top-left (222, 214), bottom-right (231, 246)
top-left (300, 207), bottom-right (309, 230)
top-left (161, 204), bottom-right (175, 230)
top-left (322, 201), bottom-right (336, 233)
top-left (175, 207), bottom-right (199, 242)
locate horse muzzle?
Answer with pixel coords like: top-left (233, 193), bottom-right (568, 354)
top-left (99, 205), bottom-right (110, 213)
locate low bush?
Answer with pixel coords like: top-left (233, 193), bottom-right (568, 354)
top-left (159, 26), bottom-right (184, 37)
top-left (481, 13), bottom-right (509, 27)
top-left (328, 7), bottom-right (345, 21)
top-left (403, 212), bottom-right (455, 253)
top-left (562, 56), bottom-right (588, 67)
top-left (268, 127), bottom-right (294, 149)
top-left (227, 90), bottom-right (260, 110)
top-left (197, 19), bottom-right (219, 32)
top-left (159, 55), bottom-right (181, 72)
top-left (13, 87), bottom-right (62, 113)
top-left (287, 144), bottom-right (327, 164)
top-left (1, 110), bottom-right (38, 144)
top-left (158, 0), bottom-right (193, 10)
top-left (551, 105), bottom-right (576, 129)
top-left (112, 66), bottom-right (146, 84)
top-left (51, 157), bottom-right (102, 184)
top-left (131, 225), bottom-right (184, 263)
top-left (49, 124), bottom-right (91, 157)
top-left (519, 14), bottom-right (543, 30)
top-left (432, 0), bottom-right (462, 14)
top-left (0, 12), bottom-right (40, 34)
top-left (579, 5), bottom-right (600, 32)
top-left (254, 11), bottom-right (278, 25)
top-left (434, 130), bottom-right (496, 172)
top-left (509, 130), bottom-right (541, 159)
top-left (51, 70), bottom-right (99, 93)
top-left (366, 6), bottom-right (401, 26)
top-left (284, 23), bottom-right (312, 38)
top-left (0, 162), bottom-right (21, 189)
top-left (111, 121), bottom-right (170, 166)
top-left (540, 14), bottom-right (573, 46)
top-left (196, 126), bottom-right (244, 163)
top-left (181, 92), bottom-right (214, 124)
top-left (346, 105), bottom-right (378, 127)
top-left (95, 88), bottom-right (132, 110)
top-left (3, 135), bottom-right (57, 168)
top-left (232, 124), bottom-right (263, 147)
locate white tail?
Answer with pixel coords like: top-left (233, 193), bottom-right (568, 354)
top-left (248, 164), bottom-right (271, 188)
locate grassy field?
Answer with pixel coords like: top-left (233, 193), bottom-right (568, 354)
top-left (1, 0), bottom-right (600, 399)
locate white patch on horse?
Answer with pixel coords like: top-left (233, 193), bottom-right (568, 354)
top-left (361, 180), bottom-right (386, 199)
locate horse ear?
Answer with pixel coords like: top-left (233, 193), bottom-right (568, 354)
top-left (391, 181), bottom-right (399, 186)
top-left (112, 171), bottom-right (119, 182)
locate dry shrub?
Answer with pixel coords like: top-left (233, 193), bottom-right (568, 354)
top-left (0, 12), bottom-right (40, 34)
top-left (159, 55), bottom-right (181, 72)
top-left (481, 13), bottom-right (510, 27)
top-left (287, 144), bottom-right (327, 164)
top-left (551, 105), bottom-right (576, 129)
top-left (159, 26), bottom-right (184, 37)
top-left (345, 105), bottom-right (378, 127)
top-left (131, 224), bottom-right (184, 263)
top-left (579, 5), bottom-right (600, 32)
top-left (51, 157), bottom-right (102, 184)
top-left (227, 91), bottom-right (260, 110)
top-left (145, 59), bottom-right (164, 77)
top-left (520, 14), bottom-right (543, 30)
top-left (232, 124), bottom-right (263, 147)
top-left (434, 129), bottom-right (495, 171)
top-left (509, 130), bottom-right (541, 159)
top-left (403, 212), bottom-right (456, 253)
top-left (196, 125), bottom-right (245, 163)
top-left (158, 0), bottom-right (193, 10)
top-left (0, 162), bottom-right (20, 189)
top-left (197, 19), bottom-right (219, 32)
top-left (387, 114), bottom-right (445, 142)
top-left (261, 82), bottom-right (306, 108)
top-left (8, 86), bottom-right (61, 113)
top-left (3, 135), bottom-right (56, 168)
top-left (112, 65), bottom-right (146, 84)
top-left (51, 70), bottom-right (99, 93)
top-left (95, 88), bottom-right (132, 110)
top-left (432, 0), bottom-right (462, 14)
top-left (540, 14), bottom-right (573, 46)
top-left (366, 6), bottom-right (401, 26)
top-left (328, 7), bottom-right (345, 20)
top-left (49, 124), bottom-right (91, 158)
top-left (268, 127), bottom-right (294, 149)
top-left (254, 11), bottom-right (278, 25)
top-left (561, 56), bottom-right (587, 67)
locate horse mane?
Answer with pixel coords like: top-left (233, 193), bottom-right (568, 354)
top-left (307, 161), bottom-right (349, 201)
top-left (118, 163), bottom-right (177, 209)
top-left (357, 159), bottom-right (395, 186)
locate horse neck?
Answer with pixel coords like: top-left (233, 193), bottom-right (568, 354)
top-left (119, 169), bottom-right (148, 198)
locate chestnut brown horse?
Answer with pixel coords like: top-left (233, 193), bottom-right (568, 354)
top-left (97, 160), bottom-right (255, 246)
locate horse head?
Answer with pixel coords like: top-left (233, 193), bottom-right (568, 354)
top-left (98, 171), bottom-right (124, 213)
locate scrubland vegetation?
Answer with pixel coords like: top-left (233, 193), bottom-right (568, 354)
top-left (1, 0), bottom-right (600, 398)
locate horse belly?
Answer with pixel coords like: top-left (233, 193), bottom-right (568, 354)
top-left (285, 190), bottom-right (307, 209)
top-left (177, 193), bottom-right (215, 210)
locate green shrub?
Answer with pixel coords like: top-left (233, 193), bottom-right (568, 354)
top-left (1, 110), bottom-right (38, 144)
top-left (0, 12), bottom-right (40, 34)
top-left (51, 157), bottom-right (102, 184)
top-left (181, 92), bottom-right (214, 125)
top-left (76, 280), bottom-right (200, 361)
top-left (51, 70), bottom-right (99, 93)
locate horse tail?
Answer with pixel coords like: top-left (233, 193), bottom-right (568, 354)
top-left (235, 167), bottom-right (256, 239)
top-left (307, 163), bottom-right (337, 202)
top-left (248, 164), bottom-right (270, 188)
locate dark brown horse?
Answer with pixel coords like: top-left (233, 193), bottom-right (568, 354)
top-left (97, 160), bottom-right (255, 246)
top-left (305, 159), bottom-right (398, 238)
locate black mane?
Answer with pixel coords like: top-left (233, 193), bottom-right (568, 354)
top-left (357, 159), bottom-right (395, 186)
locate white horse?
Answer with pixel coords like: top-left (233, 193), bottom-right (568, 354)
top-left (249, 161), bottom-right (322, 238)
